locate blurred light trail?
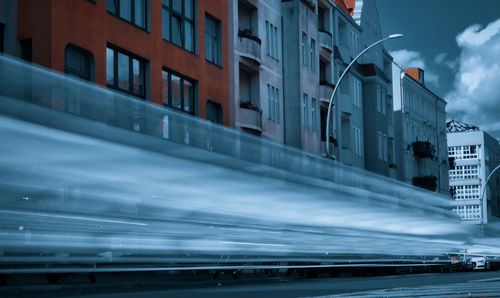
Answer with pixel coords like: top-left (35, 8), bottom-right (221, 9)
top-left (0, 55), bottom-right (497, 271)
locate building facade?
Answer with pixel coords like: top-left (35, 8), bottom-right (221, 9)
top-left (229, 0), bottom-right (284, 141)
top-left (447, 121), bottom-right (500, 224)
top-left (1, 0), bottom-right (230, 126)
top-left (392, 67), bottom-right (449, 194)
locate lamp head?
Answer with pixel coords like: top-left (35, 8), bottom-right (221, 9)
top-left (389, 34), bottom-right (404, 39)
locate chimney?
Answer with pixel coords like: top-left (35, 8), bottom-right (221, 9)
top-left (403, 68), bottom-right (425, 85)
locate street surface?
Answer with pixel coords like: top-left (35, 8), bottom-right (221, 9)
top-left (4, 271), bottom-right (499, 298)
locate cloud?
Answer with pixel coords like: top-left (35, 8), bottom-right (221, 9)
top-left (446, 19), bottom-right (500, 139)
top-left (434, 52), bottom-right (459, 71)
top-left (390, 49), bottom-right (439, 87)
top-left (434, 52), bottom-right (447, 64)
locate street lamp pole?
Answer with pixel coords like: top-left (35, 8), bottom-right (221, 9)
top-left (325, 34), bottom-right (404, 158)
top-left (480, 164), bottom-right (500, 225)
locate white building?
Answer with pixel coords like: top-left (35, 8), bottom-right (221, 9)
top-left (447, 121), bottom-right (500, 224)
top-left (392, 67), bottom-right (449, 194)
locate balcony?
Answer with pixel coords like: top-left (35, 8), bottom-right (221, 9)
top-left (338, 92), bottom-right (352, 114)
top-left (412, 176), bottom-right (437, 192)
top-left (237, 30), bottom-right (261, 64)
top-left (239, 102), bottom-right (262, 133)
top-left (319, 30), bottom-right (333, 53)
top-left (412, 141), bottom-right (435, 158)
top-left (319, 81), bottom-right (334, 102)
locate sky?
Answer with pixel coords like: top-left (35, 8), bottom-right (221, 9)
top-left (376, 0), bottom-right (500, 139)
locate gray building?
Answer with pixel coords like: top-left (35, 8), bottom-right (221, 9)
top-left (229, 0), bottom-right (285, 142)
top-left (392, 66), bottom-right (449, 194)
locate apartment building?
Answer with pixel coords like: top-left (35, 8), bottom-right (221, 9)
top-left (447, 121), bottom-right (500, 224)
top-left (392, 67), bottom-right (449, 194)
top-left (229, 0), bottom-right (284, 141)
top-left (352, 0), bottom-right (396, 177)
top-left (0, 0), bottom-right (229, 127)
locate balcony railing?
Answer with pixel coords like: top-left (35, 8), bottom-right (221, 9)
top-left (412, 141), bottom-right (435, 158)
top-left (319, 30), bottom-right (333, 52)
top-left (237, 30), bottom-right (261, 64)
top-left (412, 176), bottom-right (437, 192)
top-left (239, 101), bottom-right (262, 133)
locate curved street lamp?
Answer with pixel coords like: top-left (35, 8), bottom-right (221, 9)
top-left (480, 164), bottom-right (500, 224)
top-left (325, 34), bottom-right (404, 158)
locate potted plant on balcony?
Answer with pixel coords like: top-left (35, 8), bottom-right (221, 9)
top-left (238, 29), bottom-right (261, 45)
top-left (240, 101), bottom-right (260, 112)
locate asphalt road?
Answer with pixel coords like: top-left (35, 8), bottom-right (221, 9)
top-left (5, 270), bottom-right (497, 298)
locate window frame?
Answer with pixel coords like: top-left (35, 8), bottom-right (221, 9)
top-left (107, 0), bottom-right (148, 30)
top-left (302, 93), bottom-right (309, 128)
top-left (64, 43), bottom-right (95, 82)
top-left (106, 45), bottom-right (147, 99)
top-left (205, 13), bottom-right (222, 66)
top-left (162, 0), bottom-right (196, 53)
top-left (310, 38), bottom-right (316, 72)
top-left (161, 67), bottom-right (197, 115)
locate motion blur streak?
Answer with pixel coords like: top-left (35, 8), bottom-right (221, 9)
top-left (0, 55), bottom-right (496, 270)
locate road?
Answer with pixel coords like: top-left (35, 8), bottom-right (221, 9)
top-left (4, 271), bottom-right (500, 297)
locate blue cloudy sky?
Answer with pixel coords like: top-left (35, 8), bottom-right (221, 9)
top-left (376, 0), bottom-right (500, 139)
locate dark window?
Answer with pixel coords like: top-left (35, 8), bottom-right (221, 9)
top-left (106, 46), bottom-right (146, 98)
top-left (20, 39), bottom-right (32, 62)
top-left (320, 106), bottom-right (327, 142)
top-left (0, 23), bottom-right (4, 53)
top-left (162, 0), bottom-right (195, 52)
top-left (64, 44), bottom-right (94, 81)
top-left (206, 100), bottom-right (223, 124)
top-left (107, 0), bottom-right (146, 29)
top-left (161, 68), bottom-right (195, 114)
top-left (205, 14), bottom-right (221, 66)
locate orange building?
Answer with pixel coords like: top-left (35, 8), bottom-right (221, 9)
top-left (14, 0), bottom-right (229, 125)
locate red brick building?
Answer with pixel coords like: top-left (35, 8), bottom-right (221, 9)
top-left (11, 0), bottom-right (229, 125)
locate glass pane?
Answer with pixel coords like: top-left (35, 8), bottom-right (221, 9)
top-left (106, 48), bottom-right (114, 85)
top-left (132, 58), bottom-right (143, 96)
top-left (171, 74), bottom-right (181, 109)
top-left (134, 0), bottom-right (145, 28)
top-left (162, 8), bottom-right (170, 40)
top-left (185, 0), bottom-right (193, 19)
top-left (172, 0), bottom-right (182, 13)
top-left (119, 0), bottom-right (132, 21)
top-left (184, 21), bottom-right (193, 52)
top-left (107, 0), bottom-right (116, 14)
top-left (213, 37), bottom-right (219, 64)
top-left (172, 16), bottom-right (182, 46)
top-left (161, 70), bottom-right (169, 105)
top-left (183, 80), bottom-right (193, 112)
top-left (205, 32), bottom-right (213, 62)
top-left (117, 52), bottom-right (129, 91)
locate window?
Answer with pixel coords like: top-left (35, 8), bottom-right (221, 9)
top-left (311, 98), bottom-right (317, 131)
top-left (206, 100), bottom-right (223, 124)
top-left (267, 84), bottom-right (279, 123)
top-left (106, 46), bottom-right (145, 98)
top-left (381, 87), bottom-right (386, 115)
top-left (302, 32), bottom-right (307, 66)
top-left (265, 21), bottom-right (279, 60)
top-left (162, 0), bottom-right (195, 52)
top-left (205, 14), bottom-right (221, 66)
top-left (449, 165), bottom-right (480, 180)
top-left (351, 76), bottom-right (362, 108)
top-left (162, 68), bottom-right (196, 114)
top-left (452, 205), bottom-right (481, 220)
top-left (65, 44), bottom-right (94, 81)
top-left (107, 0), bottom-right (147, 29)
top-left (350, 30), bottom-right (358, 53)
top-left (376, 85), bottom-right (381, 112)
top-left (341, 113), bottom-right (350, 149)
top-left (353, 127), bottom-right (363, 157)
top-left (0, 23), bottom-right (4, 53)
top-left (310, 39), bottom-right (316, 72)
top-left (20, 39), bottom-right (32, 62)
top-left (302, 93), bottom-right (308, 127)
top-left (448, 145), bottom-right (480, 159)
top-left (377, 131), bottom-right (383, 160)
top-left (383, 134), bottom-right (387, 162)
top-left (451, 185), bottom-right (480, 200)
